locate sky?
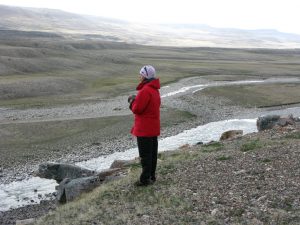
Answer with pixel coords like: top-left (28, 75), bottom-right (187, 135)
top-left (1, 0), bottom-right (300, 35)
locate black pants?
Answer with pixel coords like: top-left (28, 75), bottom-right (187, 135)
top-left (137, 136), bottom-right (158, 183)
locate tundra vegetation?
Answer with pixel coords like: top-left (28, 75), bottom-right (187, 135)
top-left (1, 35), bottom-right (300, 108)
top-left (1, 34), bottom-right (300, 174)
top-left (34, 127), bottom-right (300, 225)
top-left (1, 29), bottom-right (300, 225)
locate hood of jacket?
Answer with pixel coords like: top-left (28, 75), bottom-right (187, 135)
top-left (136, 78), bottom-right (160, 91)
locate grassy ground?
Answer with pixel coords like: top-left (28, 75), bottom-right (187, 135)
top-left (200, 83), bottom-right (300, 108)
top-left (0, 108), bottom-right (196, 169)
top-left (1, 38), bottom-right (300, 108)
top-left (34, 128), bottom-right (300, 225)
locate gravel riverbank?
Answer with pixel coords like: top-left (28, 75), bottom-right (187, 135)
top-left (0, 76), bottom-right (245, 184)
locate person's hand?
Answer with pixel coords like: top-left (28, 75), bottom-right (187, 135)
top-left (128, 95), bottom-right (136, 110)
top-left (128, 95), bottom-right (136, 104)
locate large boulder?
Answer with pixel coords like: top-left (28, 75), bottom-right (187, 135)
top-left (257, 114), bottom-right (296, 131)
top-left (110, 159), bottom-right (139, 169)
top-left (35, 163), bottom-right (96, 183)
top-left (35, 162), bottom-right (124, 203)
top-left (56, 176), bottom-right (101, 203)
top-left (220, 130), bottom-right (243, 141)
top-left (56, 168), bottom-right (122, 203)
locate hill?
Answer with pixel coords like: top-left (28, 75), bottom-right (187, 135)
top-left (1, 4), bottom-right (300, 48)
top-left (27, 124), bottom-right (299, 225)
top-left (1, 33), bottom-right (299, 109)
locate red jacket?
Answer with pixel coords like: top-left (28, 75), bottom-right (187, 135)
top-left (131, 78), bottom-right (161, 137)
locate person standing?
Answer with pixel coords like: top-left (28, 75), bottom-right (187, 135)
top-left (128, 65), bottom-right (161, 186)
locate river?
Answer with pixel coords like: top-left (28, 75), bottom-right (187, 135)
top-left (1, 76), bottom-right (300, 212)
top-left (0, 118), bottom-right (258, 211)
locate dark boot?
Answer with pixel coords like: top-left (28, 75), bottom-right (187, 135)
top-left (134, 179), bottom-right (154, 187)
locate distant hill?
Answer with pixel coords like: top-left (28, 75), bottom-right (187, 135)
top-left (1, 4), bottom-right (300, 48)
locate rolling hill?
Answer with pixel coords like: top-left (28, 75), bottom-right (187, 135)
top-left (1, 4), bottom-right (300, 48)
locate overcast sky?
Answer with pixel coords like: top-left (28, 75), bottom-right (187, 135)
top-left (1, 0), bottom-right (300, 35)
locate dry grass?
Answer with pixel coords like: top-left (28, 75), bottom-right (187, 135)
top-left (1, 38), bottom-right (300, 108)
top-left (34, 149), bottom-right (204, 225)
top-left (200, 83), bottom-right (300, 108)
top-left (34, 129), bottom-right (300, 225)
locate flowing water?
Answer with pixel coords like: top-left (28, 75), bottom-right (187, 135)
top-left (161, 80), bottom-right (265, 98)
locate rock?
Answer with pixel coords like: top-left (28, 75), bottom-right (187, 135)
top-left (257, 115), bottom-right (281, 131)
top-left (256, 114), bottom-right (296, 131)
top-left (96, 168), bottom-right (122, 179)
top-left (256, 195), bottom-right (267, 202)
top-left (220, 130), bottom-right (243, 141)
top-left (248, 218), bottom-right (264, 225)
top-left (110, 159), bottom-right (139, 169)
top-left (15, 218), bottom-right (35, 225)
top-left (234, 169), bottom-right (247, 175)
top-left (277, 117), bottom-right (296, 127)
top-left (179, 144), bottom-right (191, 149)
top-left (56, 168), bottom-right (122, 203)
top-left (212, 197), bottom-right (218, 204)
top-left (35, 163), bottom-right (96, 183)
top-left (56, 176), bottom-right (102, 203)
top-left (211, 208), bottom-right (220, 216)
top-left (142, 215), bottom-right (150, 220)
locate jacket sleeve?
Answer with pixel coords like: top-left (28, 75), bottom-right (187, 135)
top-left (131, 89), bottom-right (151, 114)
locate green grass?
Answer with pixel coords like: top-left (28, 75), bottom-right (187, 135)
top-left (201, 83), bottom-right (300, 108)
top-left (34, 145), bottom-right (212, 225)
top-left (240, 139), bottom-right (263, 152)
top-left (158, 151), bottom-right (183, 160)
top-left (32, 129), bottom-right (300, 225)
top-left (1, 40), bottom-right (300, 108)
top-left (284, 131), bottom-right (300, 139)
top-left (229, 208), bottom-right (245, 217)
top-left (201, 142), bottom-right (224, 153)
top-left (159, 163), bottom-right (177, 175)
top-left (216, 155), bottom-right (232, 161)
top-left (260, 158), bottom-right (272, 163)
top-left (124, 162), bottom-right (141, 169)
top-left (34, 153), bottom-right (193, 224)
top-left (0, 95), bottom-right (85, 109)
